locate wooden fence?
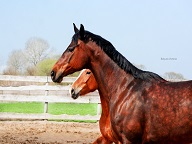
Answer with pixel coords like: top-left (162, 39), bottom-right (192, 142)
top-left (0, 75), bottom-right (186, 121)
top-left (0, 75), bottom-right (101, 121)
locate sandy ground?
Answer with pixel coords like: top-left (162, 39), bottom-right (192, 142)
top-left (0, 121), bottom-right (101, 144)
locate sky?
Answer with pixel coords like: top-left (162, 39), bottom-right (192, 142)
top-left (0, 0), bottom-right (192, 79)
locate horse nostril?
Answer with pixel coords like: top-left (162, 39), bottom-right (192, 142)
top-left (71, 88), bottom-right (75, 95)
top-left (51, 71), bottom-right (55, 79)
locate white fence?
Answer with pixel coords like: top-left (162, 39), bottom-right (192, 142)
top-left (0, 75), bottom-right (186, 121)
top-left (0, 75), bottom-right (101, 121)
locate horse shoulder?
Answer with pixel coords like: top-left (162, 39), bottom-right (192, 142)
top-left (110, 80), bottom-right (148, 143)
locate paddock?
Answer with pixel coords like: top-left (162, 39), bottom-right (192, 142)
top-left (0, 75), bottom-right (101, 144)
top-left (0, 121), bottom-right (100, 144)
top-left (0, 75), bottom-right (185, 143)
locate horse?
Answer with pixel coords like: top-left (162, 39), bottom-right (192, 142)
top-left (70, 69), bottom-right (115, 143)
top-left (70, 69), bottom-right (98, 99)
top-left (51, 24), bottom-right (192, 144)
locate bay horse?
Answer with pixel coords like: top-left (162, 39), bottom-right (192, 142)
top-left (70, 69), bottom-right (115, 143)
top-left (51, 24), bottom-right (192, 144)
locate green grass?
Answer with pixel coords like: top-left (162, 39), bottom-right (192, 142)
top-left (0, 102), bottom-right (98, 115)
top-left (48, 103), bottom-right (97, 115)
top-left (0, 102), bottom-right (44, 113)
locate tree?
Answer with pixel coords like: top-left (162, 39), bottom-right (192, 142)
top-left (163, 72), bottom-right (185, 80)
top-left (134, 64), bottom-right (146, 70)
top-left (4, 49), bottom-right (25, 75)
top-left (3, 67), bottom-right (18, 75)
top-left (25, 37), bottom-right (50, 66)
top-left (36, 58), bottom-right (57, 76)
top-left (0, 57), bottom-right (5, 74)
top-left (24, 66), bottom-right (37, 76)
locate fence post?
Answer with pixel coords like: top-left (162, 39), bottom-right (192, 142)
top-left (44, 76), bottom-right (49, 114)
top-left (97, 103), bottom-right (101, 115)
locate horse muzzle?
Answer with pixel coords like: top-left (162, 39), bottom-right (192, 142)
top-left (51, 70), bottom-right (63, 83)
top-left (70, 88), bottom-right (80, 99)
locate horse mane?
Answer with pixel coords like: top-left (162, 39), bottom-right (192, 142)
top-left (72, 30), bottom-right (166, 82)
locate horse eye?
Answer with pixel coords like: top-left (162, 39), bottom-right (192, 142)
top-left (67, 44), bottom-right (79, 52)
top-left (68, 46), bottom-right (75, 52)
top-left (86, 71), bottom-right (91, 74)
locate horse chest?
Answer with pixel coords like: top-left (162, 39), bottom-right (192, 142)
top-left (109, 95), bottom-right (144, 143)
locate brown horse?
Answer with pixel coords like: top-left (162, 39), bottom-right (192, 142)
top-left (70, 69), bottom-right (98, 99)
top-left (51, 24), bottom-right (192, 144)
top-left (70, 69), bottom-right (115, 143)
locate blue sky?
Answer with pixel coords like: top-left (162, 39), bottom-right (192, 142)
top-left (0, 0), bottom-right (192, 79)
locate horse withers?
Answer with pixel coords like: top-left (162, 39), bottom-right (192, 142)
top-left (51, 24), bottom-right (192, 144)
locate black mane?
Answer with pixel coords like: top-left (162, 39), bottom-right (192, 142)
top-left (72, 30), bottom-right (166, 82)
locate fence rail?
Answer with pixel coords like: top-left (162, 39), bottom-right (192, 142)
top-left (0, 75), bottom-right (101, 121)
top-left (0, 75), bottom-right (187, 121)
top-left (0, 75), bottom-right (75, 83)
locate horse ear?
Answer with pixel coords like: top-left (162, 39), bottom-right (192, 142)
top-left (73, 23), bottom-right (79, 33)
top-left (80, 24), bottom-right (85, 40)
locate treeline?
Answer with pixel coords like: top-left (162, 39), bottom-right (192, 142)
top-left (3, 37), bottom-right (56, 76)
top-left (135, 64), bottom-right (185, 80)
top-left (2, 37), bottom-right (79, 77)
top-left (2, 37), bottom-right (186, 80)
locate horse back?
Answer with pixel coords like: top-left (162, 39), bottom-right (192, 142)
top-left (110, 79), bottom-right (192, 143)
top-left (143, 80), bottom-right (192, 143)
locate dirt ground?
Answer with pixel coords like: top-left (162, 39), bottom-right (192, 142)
top-left (0, 121), bottom-right (101, 144)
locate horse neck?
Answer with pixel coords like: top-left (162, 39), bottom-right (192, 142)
top-left (89, 50), bottom-right (134, 102)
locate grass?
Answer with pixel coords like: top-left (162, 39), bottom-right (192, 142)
top-left (0, 102), bottom-right (44, 113)
top-left (0, 102), bottom-right (98, 115)
top-left (48, 103), bottom-right (98, 115)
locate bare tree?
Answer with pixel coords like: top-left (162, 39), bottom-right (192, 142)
top-left (25, 66), bottom-right (37, 76)
top-left (25, 37), bottom-right (50, 66)
top-left (134, 64), bottom-right (146, 70)
top-left (0, 57), bottom-right (4, 74)
top-left (163, 72), bottom-right (185, 80)
top-left (4, 49), bottom-right (25, 75)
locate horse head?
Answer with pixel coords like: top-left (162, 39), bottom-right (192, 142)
top-left (51, 24), bottom-right (91, 83)
top-left (70, 69), bottom-right (98, 99)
